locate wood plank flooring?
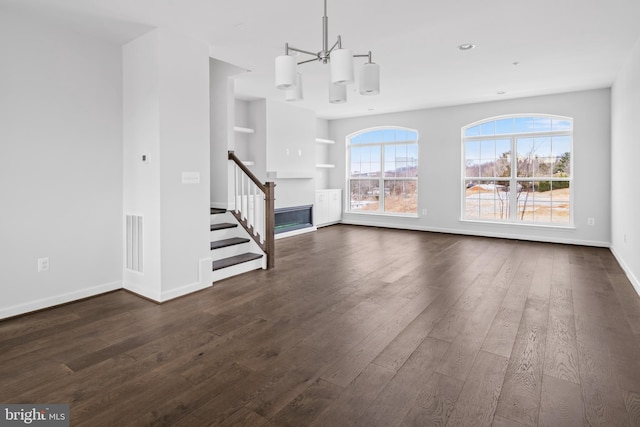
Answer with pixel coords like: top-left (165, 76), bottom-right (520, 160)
top-left (1, 224), bottom-right (640, 426)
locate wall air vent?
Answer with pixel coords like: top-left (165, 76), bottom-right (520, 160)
top-left (125, 214), bottom-right (143, 273)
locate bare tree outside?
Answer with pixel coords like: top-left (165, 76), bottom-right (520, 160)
top-left (464, 117), bottom-right (572, 224)
top-left (349, 128), bottom-right (418, 215)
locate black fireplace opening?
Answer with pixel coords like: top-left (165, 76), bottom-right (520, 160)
top-left (274, 205), bottom-right (313, 234)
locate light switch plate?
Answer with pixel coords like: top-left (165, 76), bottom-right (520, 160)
top-left (182, 171), bottom-right (200, 184)
top-left (37, 257), bottom-right (49, 272)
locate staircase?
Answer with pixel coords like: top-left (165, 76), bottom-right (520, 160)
top-left (210, 207), bottom-right (266, 281)
top-left (209, 151), bottom-right (275, 282)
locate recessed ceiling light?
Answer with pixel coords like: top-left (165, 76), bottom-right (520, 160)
top-left (497, 91), bottom-right (507, 95)
top-left (458, 43), bottom-right (476, 51)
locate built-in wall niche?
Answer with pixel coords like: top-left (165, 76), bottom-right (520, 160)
top-left (315, 137), bottom-right (335, 169)
top-left (233, 100), bottom-right (255, 167)
top-left (234, 127), bottom-right (254, 165)
top-left (234, 126), bottom-right (254, 134)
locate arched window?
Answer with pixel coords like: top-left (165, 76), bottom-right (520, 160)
top-left (462, 115), bottom-right (573, 225)
top-left (347, 127), bottom-right (419, 215)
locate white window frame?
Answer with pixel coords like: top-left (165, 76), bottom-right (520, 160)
top-left (346, 126), bottom-right (419, 217)
top-left (461, 114), bottom-right (574, 227)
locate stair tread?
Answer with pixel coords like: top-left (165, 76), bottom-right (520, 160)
top-left (211, 237), bottom-right (250, 250)
top-left (213, 253), bottom-right (263, 270)
top-left (210, 208), bottom-right (226, 215)
top-left (211, 222), bottom-right (238, 231)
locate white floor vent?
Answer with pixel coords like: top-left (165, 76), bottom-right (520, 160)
top-left (126, 214), bottom-right (143, 272)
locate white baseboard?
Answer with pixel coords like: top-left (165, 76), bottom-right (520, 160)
top-left (161, 281), bottom-right (212, 302)
top-left (275, 226), bottom-right (317, 240)
top-left (316, 221), bottom-right (340, 228)
top-left (340, 219), bottom-right (611, 248)
top-left (123, 282), bottom-right (162, 302)
top-left (161, 258), bottom-right (213, 301)
top-left (610, 246), bottom-right (640, 297)
top-left (125, 258), bottom-right (213, 303)
top-left (0, 280), bottom-right (122, 320)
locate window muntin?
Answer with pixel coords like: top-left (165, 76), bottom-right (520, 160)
top-left (348, 128), bottom-right (418, 215)
top-left (463, 115), bottom-right (572, 225)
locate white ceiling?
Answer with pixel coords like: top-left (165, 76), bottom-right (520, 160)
top-left (3, 0), bottom-right (640, 119)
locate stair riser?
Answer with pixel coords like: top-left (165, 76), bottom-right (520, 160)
top-left (209, 209), bottom-right (268, 282)
top-left (211, 243), bottom-right (252, 260)
top-left (210, 228), bottom-right (242, 241)
top-left (212, 257), bottom-right (265, 282)
top-left (211, 212), bottom-right (234, 225)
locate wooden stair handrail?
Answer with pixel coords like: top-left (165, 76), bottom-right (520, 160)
top-left (228, 151), bottom-right (275, 269)
top-left (228, 151), bottom-right (266, 193)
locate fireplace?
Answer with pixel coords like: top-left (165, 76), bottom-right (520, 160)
top-left (274, 205), bottom-right (313, 234)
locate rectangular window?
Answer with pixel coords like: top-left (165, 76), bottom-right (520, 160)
top-left (348, 128), bottom-right (418, 215)
top-left (463, 116), bottom-right (572, 226)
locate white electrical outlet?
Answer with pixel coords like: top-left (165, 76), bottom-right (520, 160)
top-left (587, 217), bottom-right (595, 226)
top-left (37, 257), bottom-right (49, 272)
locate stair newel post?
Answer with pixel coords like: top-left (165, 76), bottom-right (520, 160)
top-left (264, 181), bottom-right (276, 269)
top-left (229, 151), bottom-right (238, 213)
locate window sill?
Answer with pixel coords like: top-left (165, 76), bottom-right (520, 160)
top-left (459, 218), bottom-right (575, 230)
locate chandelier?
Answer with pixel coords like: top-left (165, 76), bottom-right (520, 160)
top-left (274, 0), bottom-right (380, 103)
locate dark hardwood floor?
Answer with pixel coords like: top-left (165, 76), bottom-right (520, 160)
top-left (2, 225), bottom-right (640, 426)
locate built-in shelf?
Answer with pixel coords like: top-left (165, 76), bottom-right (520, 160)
top-left (316, 164), bottom-right (335, 168)
top-left (234, 126), bottom-right (255, 134)
top-left (315, 138), bottom-right (335, 144)
top-left (266, 171), bottom-right (314, 180)
top-left (242, 161), bottom-right (255, 166)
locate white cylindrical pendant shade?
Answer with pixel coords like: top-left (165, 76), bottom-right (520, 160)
top-left (359, 62), bottom-right (380, 95)
top-left (285, 73), bottom-right (303, 101)
top-left (329, 82), bottom-right (347, 104)
top-left (330, 48), bottom-right (354, 85)
top-left (275, 55), bottom-right (297, 90)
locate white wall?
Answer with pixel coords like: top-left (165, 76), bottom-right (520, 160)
top-left (611, 37), bottom-right (640, 293)
top-left (239, 100), bottom-right (315, 209)
top-left (329, 89), bottom-right (611, 247)
top-left (123, 28), bottom-right (211, 302)
top-left (158, 30), bottom-right (211, 298)
top-left (245, 99), bottom-right (317, 209)
top-left (233, 99), bottom-right (252, 163)
top-left (122, 31), bottom-right (162, 299)
top-left (209, 59), bottom-right (245, 209)
top-left (266, 101), bottom-right (316, 209)
top-left (0, 8), bottom-right (123, 318)
top-left (248, 100), bottom-right (269, 183)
